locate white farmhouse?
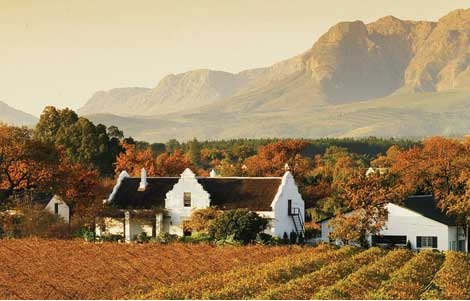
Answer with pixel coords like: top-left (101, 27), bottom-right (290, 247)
top-left (96, 168), bottom-right (305, 242)
top-left (320, 195), bottom-right (468, 252)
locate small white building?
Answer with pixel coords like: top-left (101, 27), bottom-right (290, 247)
top-left (44, 195), bottom-right (70, 223)
top-left (97, 168), bottom-right (305, 242)
top-left (320, 195), bottom-right (468, 252)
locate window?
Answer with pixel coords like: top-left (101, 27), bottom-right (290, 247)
top-left (287, 199), bottom-right (292, 215)
top-left (54, 203), bottom-right (59, 214)
top-left (183, 192), bottom-right (191, 207)
top-left (416, 236), bottom-right (437, 248)
top-left (372, 235), bottom-right (407, 246)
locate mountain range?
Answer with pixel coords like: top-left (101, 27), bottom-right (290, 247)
top-left (46, 9), bottom-right (470, 141)
top-left (0, 101), bottom-right (38, 126)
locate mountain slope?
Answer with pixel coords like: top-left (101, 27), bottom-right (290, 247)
top-left (83, 8), bottom-right (470, 141)
top-left (0, 101), bottom-right (38, 126)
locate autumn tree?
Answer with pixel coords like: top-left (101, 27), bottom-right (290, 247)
top-left (329, 172), bottom-right (405, 247)
top-left (244, 140), bottom-right (310, 177)
top-left (55, 154), bottom-right (103, 225)
top-left (155, 150), bottom-right (193, 176)
top-left (392, 137), bottom-right (470, 199)
top-left (114, 142), bottom-right (156, 176)
top-left (0, 124), bottom-right (57, 199)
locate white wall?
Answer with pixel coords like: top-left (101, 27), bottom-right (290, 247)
top-left (321, 203), bottom-right (453, 251)
top-left (44, 195), bottom-right (70, 223)
top-left (381, 203), bottom-right (450, 251)
top-left (97, 217), bottom-right (124, 237)
top-left (129, 218), bottom-right (153, 239)
top-left (271, 172), bottom-right (305, 238)
top-left (165, 168), bottom-right (210, 236)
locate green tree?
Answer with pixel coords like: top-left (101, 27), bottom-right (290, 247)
top-left (209, 209), bottom-right (268, 244)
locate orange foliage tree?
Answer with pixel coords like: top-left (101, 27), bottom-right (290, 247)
top-left (244, 140), bottom-right (310, 177)
top-left (155, 150), bottom-right (193, 176)
top-left (0, 125), bottom-right (57, 198)
top-left (114, 142), bottom-right (156, 176)
top-left (329, 172), bottom-right (405, 247)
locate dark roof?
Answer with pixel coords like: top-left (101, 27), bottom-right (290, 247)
top-left (110, 177), bottom-right (282, 211)
top-left (317, 195), bottom-right (457, 226)
top-left (111, 177), bottom-right (179, 209)
top-left (198, 178), bottom-right (281, 211)
top-left (401, 195), bottom-right (457, 226)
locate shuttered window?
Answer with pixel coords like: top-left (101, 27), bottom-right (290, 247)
top-left (417, 236), bottom-right (437, 248)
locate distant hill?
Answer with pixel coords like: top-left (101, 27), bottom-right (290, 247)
top-left (81, 9), bottom-right (470, 141)
top-left (0, 101), bottom-right (37, 126)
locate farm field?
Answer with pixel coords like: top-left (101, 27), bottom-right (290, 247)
top-left (1, 240), bottom-right (470, 300)
top-left (0, 239), bottom-right (300, 299)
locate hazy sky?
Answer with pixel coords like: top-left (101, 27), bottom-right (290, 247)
top-left (1, 0), bottom-right (468, 116)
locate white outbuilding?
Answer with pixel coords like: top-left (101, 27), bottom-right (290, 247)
top-left (320, 195), bottom-right (468, 252)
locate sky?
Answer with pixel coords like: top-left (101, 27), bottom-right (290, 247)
top-left (0, 0), bottom-right (468, 116)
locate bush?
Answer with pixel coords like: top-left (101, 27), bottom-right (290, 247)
top-left (179, 232), bottom-right (212, 244)
top-left (183, 207), bottom-right (222, 234)
top-left (0, 202), bottom-right (70, 239)
top-left (73, 227), bottom-right (95, 241)
top-left (99, 234), bottom-right (124, 242)
top-left (289, 230), bottom-right (298, 244)
top-left (135, 232), bottom-right (151, 243)
top-left (255, 233), bottom-right (273, 245)
top-left (282, 232), bottom-right (289, 244)
top-left (209, 209), bottom-right (268, 244)
top-left (152, 232), bottom-right (179, 244)
top-left (298, 233), bottom-right (305, 244)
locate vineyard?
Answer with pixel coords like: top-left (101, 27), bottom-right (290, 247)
top-left (143, 244), bottom-right (470, 300)
top-left (0, 239), bottom-right (300, 299)
top-left (1, 240), bottom-right (470, 300)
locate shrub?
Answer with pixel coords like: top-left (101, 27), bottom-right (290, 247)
top-left (73, 227), bottom-right (95, 241)
top-left (135, 232), bottom-right (151, 243)
top-left (255, 233), bottom-right (273, 245)
top-left (179, 232), bottom-right (212, 244)
top-left (298, 233), bottom-right (305, 245)
top-left (282, 232), bottom-right (289, 244)
top-left (208, 209), bottom-right (268, 244)
top-left (183, 207), bottom-right (222, 234)
top-left (152, 232), bottom-right (179, 244)
top-left (289, 230), bottom-right (297, 244)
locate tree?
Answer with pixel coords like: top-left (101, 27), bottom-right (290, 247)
top-left (107, 126), bottom-right (124, 139)
top-left (114, 142), bottom-right (156, 176)
top-left (187, 138), bottom-right (202, 167)
top-left (155, 150), bottom-right (192, 176)
top-left (182, 207), bottom-right (222, 234)
top-left (55, 155), bottom-right (103, 225)
top-left (244, 139), bottom-right (310, 177)
top-left (34, 106), bottom-right (122, 176)
top-left (0, 124), bottom-right (57, 199)
top-left (209, 209), bottom-right (268, 244)
top-left (329, 172), bottom-right (405, 248)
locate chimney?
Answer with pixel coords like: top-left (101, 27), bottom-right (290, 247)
top-left (284, 163), bottom-right (290, 171)
top-left (138, 168), bottom-right (148, 191)
top-left (210, 169), bottom-right (216, 178)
